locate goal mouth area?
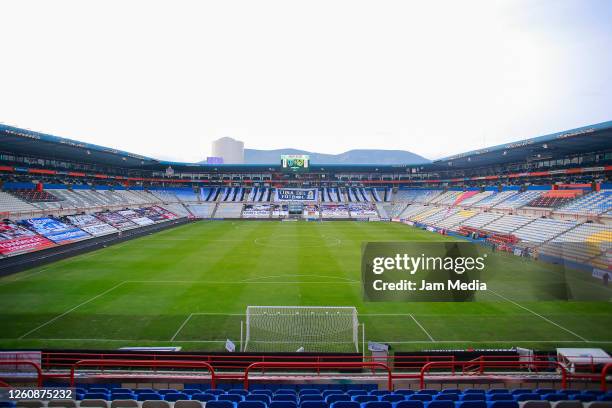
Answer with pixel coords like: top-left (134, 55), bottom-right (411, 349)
top-left (243, 306), bottom-right (361, 353)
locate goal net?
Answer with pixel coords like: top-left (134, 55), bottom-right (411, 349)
top-left (243, 306), bottom-right (359, 352)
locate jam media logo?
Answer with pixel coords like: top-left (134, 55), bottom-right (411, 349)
top-left (362, 241), bottom-right (488, 302)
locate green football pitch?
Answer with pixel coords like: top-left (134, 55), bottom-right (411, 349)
top-left (0, 220), bottom-right (610, 352)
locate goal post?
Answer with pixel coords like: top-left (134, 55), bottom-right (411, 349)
top-left (244, 306), bottom-right (359, 353)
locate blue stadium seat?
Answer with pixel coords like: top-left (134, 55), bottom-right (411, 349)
top-left (434, 394), bottom-right (458, 401)
top-left (487, 402), bottom-right (519, 408)
top-left (219, 395), bottom-right (245, 403)
top-left (183, 389), bottom-right (202, 395)
top-left (370, 392), bottom-right (392, 397)
top-left (165, 393), bottom-right (189, 402)
top-left (111, 388), bottom-right (132, 393)
top-left (361, 402), bottom-right (392, 408)
top-left (407, 395), bottom-right (433, 402)
top-left (457, 402), bottom-right (487, 408)
top-left (599, 395), bottom-right (612, 402)
top-left (230, 390), bottom-right (250, 396)
top-left (84, 392), bottom-right (110, 400)
top-left (331, 402), bottom-right (360, 408)
top-left (276, 390), bottom-right (298, 395)
top-left (248, 395), bottom-right (272, 404)
top-left (90, 388), bottom-right (110, 393)
top-left (0, 402), bottom-right (16, 408)
top-left (207, 390), bottom-right (228, 395)
top-left (111, 393), bottom-right (136, 400)
top-left (510, 390), bottom-right (532, 396)
top-left (535, 389), bottom-right (556, 395)
top-left (487, 390), bottom-right (510, 395)
top-left (487, 395), bottom-right (514, 401)
top-left (254, 391), bottom-right (275, 397)
top-left (515, 394), bottom-right (541, 402)
top-left (461, 395), bottom-right (486, 401)
top-left (348, 391), bottom-right (370, 397)
top-left (300, 401), bottom-right (329, 408)
top-left (191, 393), bottom-right (217, 402)
top-left (440, 390), bottom-right (461, 395)
top-left (301, 390), bottom-right (322, 396)
top-left (394, 391), bottom-right (415, 397)
top-left (323, 391), bottom-right (345, 398)
top-left (271, 402), bottom-right (298, 408)
top-left (381, 395), bottom-right (405, 403)
top-left (417, 391), bottom-right (438, 396)
top-left (464, 390), bottom-right (486, 395)
top-left (136, 389), bottom-right (156, 394)
top-left (541, 394), bottom-right (565, 402)
top-left (159, 390), bottom-right (178, 395)
top-left (275, 395), bottom-right (298, 403)
top-left (302, 395), bottom-right (325, 402)
top-left (425, 401), bottom-right (454, 408)
top-left (137, 393), bottom-right (162, 401)
top-left (353, 396), bottom-right (379, 403)
top-left (327, 395), bottom-right (352, 404)
top-left (394, 401), bottom-right (424, 408)
top-left (239, 402), bottom-right (268, 408)
top-left (208, 402), bottom-right (237, 408)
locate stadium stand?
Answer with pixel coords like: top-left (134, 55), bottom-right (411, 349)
top-left (243, 204), bottom-right (272, 218)
top-left (184, 203), bottom-right (217, 218)
top-left (556, 190), bottom-right (612, 215)
top-left (215, 203), bottom-right (244, 218)
top-left (526, 190), bottom-right (583, 209)
top-left (511, 218), bottom-right (577, 243)
top-left (456, 191), bottom-right (494, 207)
top-left (434, 209), bottom-right (477, 229)
top-left (482, 214), bottom-right (535, 234)
top-left (321, 203), bottom-right (349, 218)
top-left (348, 203), bottom-right (378, 218)
top-left (460, 212), bottom-right (503, 229)
top-left (471, 191), bottom-right (519, 209)
top-left (0, 190), bottom-right (40, 215)
top-left (493, 191), bottom-right (545, 210)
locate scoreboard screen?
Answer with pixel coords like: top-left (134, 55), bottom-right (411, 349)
top-left (281, 154), bottom-right (309, 170)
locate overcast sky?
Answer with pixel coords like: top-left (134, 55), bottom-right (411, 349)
top-left (1, 0), bottom-right (611, 162)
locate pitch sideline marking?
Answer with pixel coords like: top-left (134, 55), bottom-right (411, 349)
top-left (19, 281), bottom-right (128, 339)
top-left (171, 313), bottom-right (194, 341)
top-left (409, 313), bottom-right (435, 342)
top-left (488, 289), bottom-right (588, 342)
top-left (241, 274), bottom-right (359, 283)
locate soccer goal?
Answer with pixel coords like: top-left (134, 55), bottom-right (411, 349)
top-left (242, 306), bottom-right (360, 353)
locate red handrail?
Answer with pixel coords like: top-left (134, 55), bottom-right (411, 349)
top-left (0, 360), bottom-right (43, 387)
top-left (69, 359), bottom-right (216, 388)
top-left (243, 361), bottom-right (393, 390)
top-left (601, 362), bottom-right (612, 392)
top-left (419, 360), bottom-right (569, 389)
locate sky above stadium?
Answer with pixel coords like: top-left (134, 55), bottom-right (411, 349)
top-left (1, 0), bottom-right (611, 162)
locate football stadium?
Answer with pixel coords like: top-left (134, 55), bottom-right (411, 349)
top-left (2, 0), bottom-right (612, 404)
top-left (0, 121), bottom-right (611, 398)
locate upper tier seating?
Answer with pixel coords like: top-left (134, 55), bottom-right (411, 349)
top-left (215, 203), bottom-right (244, 218)
top-left (398, 204), bottom-right (431, 219)
top-left (152, 190), bottom-right (181, 203)
top-left (493, 191), bottom-right (544, 210)
top-left (511, 218), bottom-right (577, 243)
top-left (472, 191), bottom-right (519, 208)
top-left (556, 190), bottom-right (612, 215)
top-left (483, 214), bottom-right (535, 234)
top-left (411, 207), bottom-right (446, 222)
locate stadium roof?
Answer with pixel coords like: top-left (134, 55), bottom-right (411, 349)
top-left (1, 121), bottom-right (610, 172)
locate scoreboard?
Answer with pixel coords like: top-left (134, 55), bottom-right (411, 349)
top-left (281, 154), bottom-right (309, 170)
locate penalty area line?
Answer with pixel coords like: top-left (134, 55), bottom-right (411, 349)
top-left (19, 281), bottom-right (128, 339)
top-left (488, 289), bottom-right (588, 342)
top-left (409, 313), bottom-right (435, 342)
top-left (170, 313), bottom-right (194, 341)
